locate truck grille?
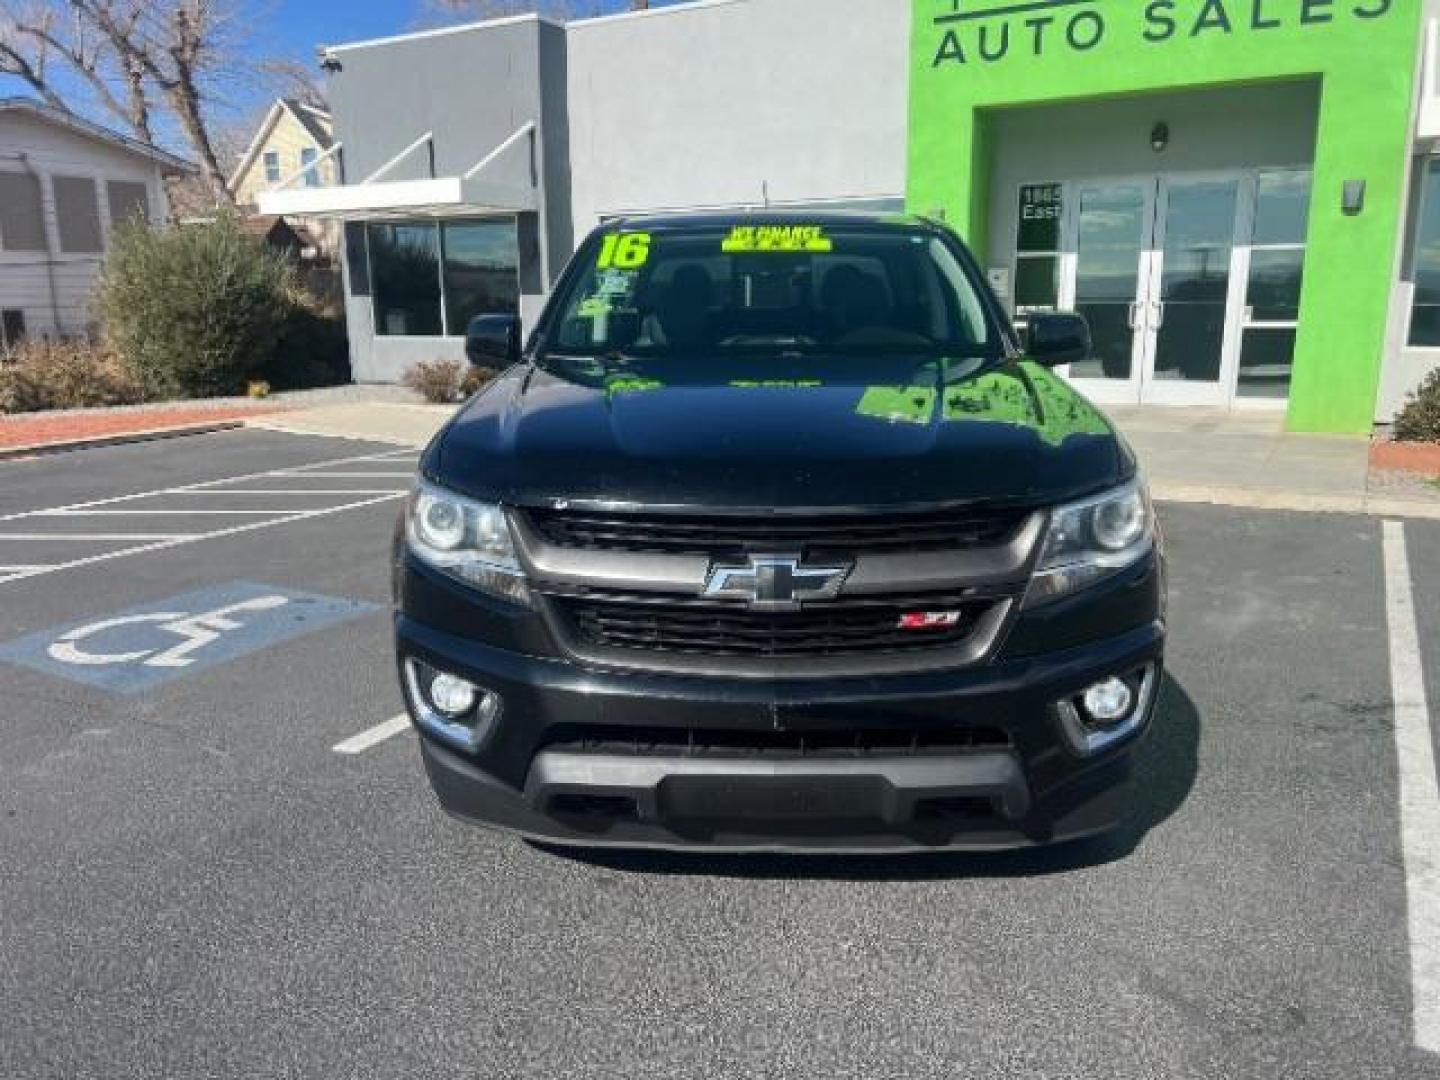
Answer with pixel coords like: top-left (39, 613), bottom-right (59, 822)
top-left (539, 723), bottom-right (1012, 758)
top-left (524, 506), bottom-right (1028, 557)
top-left (555, 593), bottom-right (992, 658)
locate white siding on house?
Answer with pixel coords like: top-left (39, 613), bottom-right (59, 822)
top-left (231, 102), bottom-right (340, 261)
top-left (0, 110), bottom-right (168, 340)
top-left (232, 105), bottom-right (337, 207)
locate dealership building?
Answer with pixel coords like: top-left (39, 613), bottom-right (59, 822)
top-left (261, 0), bottom-right (1440, 433)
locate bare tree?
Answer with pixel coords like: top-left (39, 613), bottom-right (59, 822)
top-left (77, 1), bottom-right (240, 204)
top-left (0, 1), bottom-right (273, 208)
top-left (0, 5), bottom-right (70, 110)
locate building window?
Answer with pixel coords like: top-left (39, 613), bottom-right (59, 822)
top-left (1013, 182), bottom-right (1063, 317)
top-left (0, 171), bottom-right (48, 252)
top-left (441, 221), bottom-right (521, 335)
top-left (1237, 169), bottom-right (1312, 399)
top-left (367, 218), bottom-right (520, 338)
top-left (1, 309), bottom-right (24, 351)
top-left (301, 148), bottom-right (321, 188)
top-left (370, 224), bottom-right (443, 336)
top-left (263, 150), bottom-right (281, 185)
top-left (1409, 158), bottom-right (1440, 348)
top-left (107, 180), bottom-right (150, 227)
top-left (53, 176), bottom-right (104, 253)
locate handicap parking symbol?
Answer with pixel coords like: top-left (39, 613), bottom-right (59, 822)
top-left (0, 581), bottom-right (378, 693)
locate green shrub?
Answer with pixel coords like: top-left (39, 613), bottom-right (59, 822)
top-left (403, 359), bottom-right (466, 404)
top-left (1394, 368), bottom-right (1440, 443)
top-left (263, 287), bottom-right (351, 391)
top-left (402, 360), bottom-right (498, 404)
top-left (98, 215), bottom-right (293, 399)
top-left (0, 340), bottom-right (146, 413)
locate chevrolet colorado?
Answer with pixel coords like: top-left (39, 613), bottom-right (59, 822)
top-left (394, 212), bottom-right (1165, 852)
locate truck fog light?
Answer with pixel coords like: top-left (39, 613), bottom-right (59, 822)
top-left (429, 672), bottom-right (477, 718)
top-left (403, 659), bottom-right (503, 752)
top-left (1055, 664), bottom-right (1158, 757)
top-left (1082, 677), bottom-right (1133, 725)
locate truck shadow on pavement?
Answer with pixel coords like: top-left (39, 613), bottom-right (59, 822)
top-left (539, 674), bottom-right (1201, 881)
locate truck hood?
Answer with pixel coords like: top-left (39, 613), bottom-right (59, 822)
top-left (431, 355), bottom-right (1132, 510)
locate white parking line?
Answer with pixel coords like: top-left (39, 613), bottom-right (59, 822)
top-left (0, 448), bottom-right (416, 523)
top-left (0, 493), bottom-right (403, 587)
top-left (184, 489), bottom-right (408, 495)
top-left (1382, 520), bottom-right (1440, 1054)
top-left (0, 448), bottom-right (417, 588)
top-left (35, 509), bottom-right (322, 516)
top-left (269, 471), bottom-right (415, 478)
top-left (0, 533), bottom-right (201, 541)
top-left (332, 713), bottom-right (412, 755)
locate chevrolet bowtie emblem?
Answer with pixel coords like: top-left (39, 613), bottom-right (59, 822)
top-left (703, 554), bottom-right (850, 610)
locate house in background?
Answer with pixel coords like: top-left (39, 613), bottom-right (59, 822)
top-left (0, 97), bottom-right (191, 350)
top-left (229, 98), bottom-right (339, 264)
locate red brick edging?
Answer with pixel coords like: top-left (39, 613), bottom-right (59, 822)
top-left (1371, 440), bottom-right (1440, 478)
top-left (0, 404), bottom-right (285, 451)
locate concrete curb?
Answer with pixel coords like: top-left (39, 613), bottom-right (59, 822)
top-left (1152, 483), bottom-right (1440, 521)
top-left (0, 419), bottom-right (249, 462)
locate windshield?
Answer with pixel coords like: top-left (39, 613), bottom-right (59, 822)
top-left (544, 223), bottom-right (1001, 360)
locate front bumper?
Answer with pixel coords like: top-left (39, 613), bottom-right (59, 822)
top-left (396, 554), bottom-right (1165, 851)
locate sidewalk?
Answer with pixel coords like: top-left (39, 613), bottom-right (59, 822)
top-left (1109, 407), bottom-right (1440, 519)
top-left (246, 400), bottom-right (457, 447)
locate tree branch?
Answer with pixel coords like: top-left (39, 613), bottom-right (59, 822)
top-left (0, 10), bottom-right (70, 111)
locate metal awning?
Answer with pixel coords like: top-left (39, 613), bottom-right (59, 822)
top-left (256, 122), bottom-right (538, 219)
top-left (257, 177), bottom-right (536, 219)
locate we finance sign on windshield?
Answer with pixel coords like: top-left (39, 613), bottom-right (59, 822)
top-left (929, 0), bottom-right (1397, 67)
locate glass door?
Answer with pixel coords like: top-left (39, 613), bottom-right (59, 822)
top-left (1062, 180), bottom-right (1154, 404)
top-left (1139, 175), bottom-right (1245, 406)
top-left (1235, 169), bottom-right (1313, 405)
top-left (1047, 170), bottom-right (1305, 408)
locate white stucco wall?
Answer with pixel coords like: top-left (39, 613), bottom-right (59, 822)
top-left (565, 0), bottom-right (911, 238)
top-left (1377, 3), bottom-right (1440, 423)
top-left (0, 111), bottom-right (168, 341)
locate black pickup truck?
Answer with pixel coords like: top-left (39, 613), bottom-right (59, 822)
top-left (393, 212), bottom-right (1165, 852)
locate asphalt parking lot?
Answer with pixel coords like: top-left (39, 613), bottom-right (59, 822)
top-left (3, 428), bottom-right (1440, 1079)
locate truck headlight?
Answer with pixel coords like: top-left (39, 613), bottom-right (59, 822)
top-left (405, 479), bottom-right (531, 606)
top-left (1026, 479), bottom-right (1155, 608)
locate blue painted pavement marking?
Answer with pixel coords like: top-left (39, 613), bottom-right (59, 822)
top-left (0, 580), bottom-right (378, 693)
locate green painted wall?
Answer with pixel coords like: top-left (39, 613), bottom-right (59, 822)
top-left (907, 0), bottom-right (1424, 432)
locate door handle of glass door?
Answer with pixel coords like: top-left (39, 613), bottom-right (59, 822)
top-left (1152, 301), bottom-right (1166, 328)
top-left (1127, 302), bottom-right (1142, 330)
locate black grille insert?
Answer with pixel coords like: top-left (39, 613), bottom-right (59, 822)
top-left (524, 507), bottom-right (1028, 557)
top-left (540, 724), bottom-right (1012, 759)
top-left (556, 593), bottom-right (993, 658)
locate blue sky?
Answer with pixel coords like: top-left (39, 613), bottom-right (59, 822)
top-left (2, 0), bottom-right (662, 140)
top-left (260, 1), bottom-right (661, 79)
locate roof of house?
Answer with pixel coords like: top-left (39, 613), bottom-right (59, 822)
top-left (286, 99), bottom-right (334, 150)
top-left (0, 97), bottom-right (194, 173)
top-left (228, 98), bottom-right (334, 193)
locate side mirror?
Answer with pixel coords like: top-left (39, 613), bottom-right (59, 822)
top-left (1025, 312), bottom-right (1092, 368)
top-left (465, 313), bottom-right (521, 367)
